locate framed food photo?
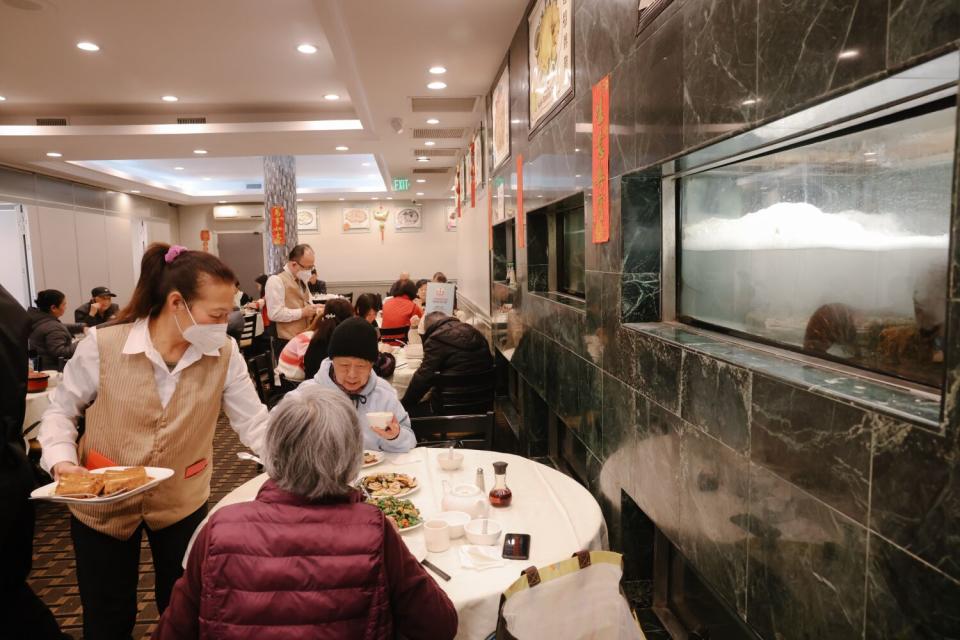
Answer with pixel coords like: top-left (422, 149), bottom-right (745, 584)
top-left (297, 208), bottom-right (318, 232)
top-left (528, 0), bottom-right (574, 134)
top-left (472, 124), bottom-right (484, 189)
top-left (491, 60), bottom-right (511, 171)
top-left (394, 207), bottom-right (423, 231)
top-left (341, 207), bottom-right (370, 232)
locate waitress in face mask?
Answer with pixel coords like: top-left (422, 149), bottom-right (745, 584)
top-left (38, 243), bottom-right (270, 640)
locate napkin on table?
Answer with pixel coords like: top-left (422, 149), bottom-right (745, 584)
top-left (459, 545), bottom-right (505, 570)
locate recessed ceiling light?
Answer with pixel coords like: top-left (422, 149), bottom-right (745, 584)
top-left (202, 177), bottom-right (211, 181)
top-left (45, 152), bottom-right (62, 158)
top-left (130, 190), bottom-right (140, 194)
top-left (0, 96), bottom-right (6, 102)
top-left (427, 81), bottom-right (447, 90)
top-left (323, 93), bottom-right (340, 101)
top-left (76, 41), bottom-right (100, 52)
top-left (218, 200), bottom-right (227, 203)
top-left (297, 43), bottom-right (318, 54)
top-left (193, 149), bottom-right (207, 155)
top-left (416, 178), bottom-right (426, 183)
top-left (161, 95), bottom-right (178, 102)
top-left (386, 197), bottom-right (393, 200)
top-left (424, 141), bottom-right (436, 146)
top-left (335, 145), bottom-right (349, 151)
top-left (429, 66), bottom-right (447, 75)
top-left (297, 198), bottom-right (303, 202)
top-left (863, 151), bottom-right (877, 156)
top-left (426, 118), bottom-right (440, 124)
top-left (174, 166), bottom-right (184, 171)
top-left (574, 148), bottom-right (580, 153)
top-left (575, 174), bottom-right (581, 178)
top-left (371, 197), bottom-right (379, 200)
top-left (416, 156), bottom-right (430, 162)
top-left (511, 119), bottom-right (521, 124)
top-left (338, 197), bottom-right (345, 201)
top-left (838, 49), bottom-right (859, 59)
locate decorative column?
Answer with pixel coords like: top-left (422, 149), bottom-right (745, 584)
top-left (263, 155), bottom-right (298, 273)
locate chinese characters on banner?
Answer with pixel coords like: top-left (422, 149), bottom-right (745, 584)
top-left (269, 205), bottom-right (285, 246)
top-left (516, 154), bottom-right (525, 248)
top-left (592, 75), bottom-right (610, 244)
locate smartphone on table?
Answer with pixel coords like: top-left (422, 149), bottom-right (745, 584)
top-left (502, 533), bottom-right (531, 560)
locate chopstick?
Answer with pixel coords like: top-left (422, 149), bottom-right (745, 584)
top-left (421, 559), bottom-right (451, 581)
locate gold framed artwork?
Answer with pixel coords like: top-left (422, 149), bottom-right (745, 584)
top-left (491, 60), bottom-right (511, 171)
top-left (472, 124), bottom-right (484, 189)
top-left (528, 0), bottom-right (574, 134)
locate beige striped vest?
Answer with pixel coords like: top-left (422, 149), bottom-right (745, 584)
top-left (275, 269), bottom-right (312, 339)
top-left (70, 323), bottom-right (231, 539)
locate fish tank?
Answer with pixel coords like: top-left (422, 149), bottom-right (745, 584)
top-left (679, 101), bottom-right (955, 389)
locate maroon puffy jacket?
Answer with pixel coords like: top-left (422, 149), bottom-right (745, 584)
top-left (154, 480), bottom-right (458, 639)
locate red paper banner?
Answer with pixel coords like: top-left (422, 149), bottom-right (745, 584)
top-left (269, 205), bottom-right (285, 246)
top-left (469, 142), bottom-right (477, 208)
top-left (455, 166), bottom-right (462, 218)
top-left (516, 154), bottom-right (524, 249)
top-left (487, 177), bottom-right (493, 249)
top-left (592, 75), bottom-right (610, 244)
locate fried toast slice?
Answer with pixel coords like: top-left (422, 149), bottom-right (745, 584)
top-left (55, 473), bottom-right (104, 497)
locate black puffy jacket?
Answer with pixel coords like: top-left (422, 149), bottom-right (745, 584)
top-left (26, 308), bottom-right (82, 371)
top-left (401, 318), bottom-right (493, 409)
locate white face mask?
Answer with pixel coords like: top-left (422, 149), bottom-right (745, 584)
top-left (174, 299), bottom-right (227, 353)
top-left (297, 269), bottom-right (313, 285)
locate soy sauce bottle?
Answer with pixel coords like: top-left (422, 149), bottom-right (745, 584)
top-left (489, 461), bottom-right (513, 508)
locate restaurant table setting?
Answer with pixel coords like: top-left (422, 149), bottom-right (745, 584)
top-left (383, 342), bottom-right (423, 396)
top-left (185, 447), bottom-right (607, 640)
top-left (23, 370), bottom-right (60, 449)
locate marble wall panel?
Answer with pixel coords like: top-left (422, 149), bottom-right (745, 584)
top-left (681, 351), bottom-right (752, 453)
top-left (751, 375), bottom-right (872, 524)
top-left (866, 533), bottom-right (960, 638)
top-left (746, 464), bottom-right (868, 639)
top-left (887, 0), bottom-right (960, 69)
top-left (870, 417), bottom-right (960, 580)
top-left (678, 425), bottom-right (750, 617)
top-left (757, 0), bottom-right (887, 120)
top-left (682, 0), bottom-right (757, 148)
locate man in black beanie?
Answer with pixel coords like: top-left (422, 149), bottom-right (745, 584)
top-left (295, 318), bottom-right (417, 452)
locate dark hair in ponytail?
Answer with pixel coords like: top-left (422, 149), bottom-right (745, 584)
top-left (308, 298), bottom-right (355, 335)
top-left (36, 289), bottom-right (65, 313)
top-left (114, 243), bottom-right (236, 324)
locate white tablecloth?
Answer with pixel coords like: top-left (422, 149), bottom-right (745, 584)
top-left (387, 346), bottom-right (422, 397)
top-left (187, 448), bottom-right (607, 640)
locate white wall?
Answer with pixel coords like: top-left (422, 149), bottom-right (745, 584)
top-left (454, 188), bottom-right (492, 313)
top-left (178, 200), bottom-right (460, 283)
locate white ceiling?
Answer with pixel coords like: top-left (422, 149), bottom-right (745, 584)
top-left (0, 0), bottom-right (529, 203)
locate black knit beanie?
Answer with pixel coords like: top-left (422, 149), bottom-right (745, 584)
top-left (327, 317), bottom-right (379, 362)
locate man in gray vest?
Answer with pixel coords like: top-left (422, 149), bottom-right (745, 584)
top-left (265, 244), bottom-right (319, 343)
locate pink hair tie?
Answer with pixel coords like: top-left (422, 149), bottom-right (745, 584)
top-left (164, 245), bottom-right (188, 264)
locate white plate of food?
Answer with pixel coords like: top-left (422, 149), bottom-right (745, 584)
top-left (365, 496), bottom-right (423, 532)
top-left (362, 450), bottom-right (385, 468)
top-left (30, 466), bottom-right (174, 504)
top-left (358, 472), bottom-right (419, 498)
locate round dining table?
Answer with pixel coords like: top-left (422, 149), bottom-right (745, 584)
top-left (186, 448), bottom-right (607, 640)
top-left (386, 345), bottom-right (422, 396)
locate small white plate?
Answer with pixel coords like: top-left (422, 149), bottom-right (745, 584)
top-left (362, 450), bottom-right (385, 468)
top-left (30, 466), bottom-right (174, 505)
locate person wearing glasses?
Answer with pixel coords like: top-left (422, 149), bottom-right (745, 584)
top-left (264, 244), bottom-right (320, 346)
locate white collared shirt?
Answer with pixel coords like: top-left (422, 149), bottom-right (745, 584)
top-left (265, 265), bottom-right (306, 323)
top-left (38, 318), bottom-right (269, 472)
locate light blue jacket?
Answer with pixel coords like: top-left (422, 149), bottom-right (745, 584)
top-left (299, 358), bottom-right (417, 453)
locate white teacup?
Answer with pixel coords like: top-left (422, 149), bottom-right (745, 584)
top-left (367, 411), bottom-right (393, 429)
top-left (424, 519), bottom-right (451, 553)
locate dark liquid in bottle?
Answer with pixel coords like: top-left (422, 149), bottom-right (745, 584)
top-left (489, 487), bottom-right (513, 507)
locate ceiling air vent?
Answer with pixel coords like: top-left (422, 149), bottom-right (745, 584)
top-left (413, 167), bottom-right (451, 174)
top-left (410, 97), bottom-right (478, 113)
top-left (412, 127), bottom-right (467, 139)
top-left (177, 116), bottom-right (207, 124)
top-left (414, 148), bottom-right (458, 157)
top-left (245, 183), bottom-right (263, 190)
top-left (36, 117), bottom-right (68, 126)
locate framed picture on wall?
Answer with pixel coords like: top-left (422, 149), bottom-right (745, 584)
top-left (471, 124), bottom-right (484, 189)
top-left (637, 0), bottom-right (674, 36)
top-left (297, 208), bottom-right (318, 231)
top-left (446, 207), bottom-right (458, 231)
top-left (491, 60), bottom-right (511, 171)
top-left (528, 0), bottom-right (574, 134)
top-left (394, 206), bottom-right (423, 231)
top-left (341, 207), bottom-right (370, 232)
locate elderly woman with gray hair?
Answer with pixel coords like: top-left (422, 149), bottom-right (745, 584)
top-left (155, 386), bottom-right (458, 640)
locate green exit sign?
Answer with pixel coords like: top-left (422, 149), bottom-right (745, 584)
top-left (392, 177), bottom-right (410, 191)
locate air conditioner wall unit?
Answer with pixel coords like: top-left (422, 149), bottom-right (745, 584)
top-left (213, 204), bottom-right (264, 220)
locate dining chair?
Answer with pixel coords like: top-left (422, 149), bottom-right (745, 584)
top-left (411, 412), bottom-right (495, 450)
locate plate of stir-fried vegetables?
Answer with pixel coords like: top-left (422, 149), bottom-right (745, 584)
top-left (365, 496), bottom-right (422, 531)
